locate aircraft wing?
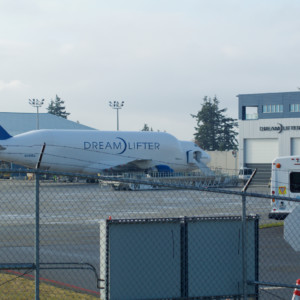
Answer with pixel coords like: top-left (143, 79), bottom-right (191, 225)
top-left (102, 159), bottom-right (153, 173)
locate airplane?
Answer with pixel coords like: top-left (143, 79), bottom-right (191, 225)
top-left (0, 125), bottom-right (212, 175)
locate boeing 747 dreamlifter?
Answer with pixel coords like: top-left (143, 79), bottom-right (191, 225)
top-left (0, 125), bottom-right (211, 175)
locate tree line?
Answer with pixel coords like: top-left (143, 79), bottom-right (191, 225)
top-left (47, 95), bottom-right (238, 151)
top-left (191, 96), bottom-right (238, 151)
top-left (143, 96), bottom-right (238, 150)
top-left (46, 95), bottom-right (70, 119)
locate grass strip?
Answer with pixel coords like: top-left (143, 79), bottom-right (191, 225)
top-left (259, 221), bottom-right (284, 229)
top-left (0, 273), bottom-right (99, 299)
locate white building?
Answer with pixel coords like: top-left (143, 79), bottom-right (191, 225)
top-left (238, 91), bottom-right (300, 183)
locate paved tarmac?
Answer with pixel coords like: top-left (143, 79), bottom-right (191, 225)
top-left (0, 180), bottom-right (298, 299)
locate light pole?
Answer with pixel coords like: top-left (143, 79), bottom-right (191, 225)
top-left (109, 101), bottom-right (124, 131)
top-left (29, 99), bottom-right (44, 130)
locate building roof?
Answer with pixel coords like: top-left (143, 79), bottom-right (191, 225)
top-left (237, 91), bottom-right (300, 120)
top-left (0, 112), bottom-right (96, 136)
top-left (237, 91), bottom-right (300, 97)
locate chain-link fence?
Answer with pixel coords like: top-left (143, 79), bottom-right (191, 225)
top-left (0, 169), bottom-right (299, 299)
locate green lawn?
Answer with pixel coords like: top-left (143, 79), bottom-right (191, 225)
top-left (0, 273), bottom-right (99, 299)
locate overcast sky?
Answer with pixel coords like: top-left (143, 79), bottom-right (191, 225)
top-left (1, 0), bottom-right (300, 140)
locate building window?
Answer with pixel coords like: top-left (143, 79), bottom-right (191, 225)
top-left (290, 104), bottom-right (300, 112)
top-left (245, 106), bottom-right (258, 120)
top-left (262, 104), bottom-right (283, 113)
top-left (290, 172), bottom-right (300, 193)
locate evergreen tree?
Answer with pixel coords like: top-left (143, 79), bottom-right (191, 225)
top-left (141, 124), bottom-right (153, 131)
top-left (47, 95), bottom-right (70, 119)
top-left (218, 115), bottom-right (238, 150)
top-left (191, 96), bottom-right (238, 151)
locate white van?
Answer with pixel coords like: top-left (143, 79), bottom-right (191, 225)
top-left (239, 167), bottom-right (253, 183)
top-left (269, 156), bottom-right (300, 220)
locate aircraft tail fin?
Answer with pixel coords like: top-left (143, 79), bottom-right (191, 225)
top-left (0, 125), bottom-right (12, 140)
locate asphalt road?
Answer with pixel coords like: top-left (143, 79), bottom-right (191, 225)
top-left (0, 180), bottom-right (299, 299)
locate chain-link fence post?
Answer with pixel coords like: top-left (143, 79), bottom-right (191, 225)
top-left (34, 169), bottom-right (40, 300)
top-left (242, 192), bottom-right (247, 299)
top-left (34, 143), bottom-right (45, 300)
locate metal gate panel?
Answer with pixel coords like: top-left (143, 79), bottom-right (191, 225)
top-left (188, 217), bottom-right (258, 298)
top-left (100, 219), bottom-right (182, 300)
top-left (100, 216), bottom-right (258, 300)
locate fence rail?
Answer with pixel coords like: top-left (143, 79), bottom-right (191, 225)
top-left (0, 168), bottom-right (299, 299)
